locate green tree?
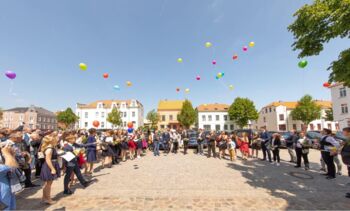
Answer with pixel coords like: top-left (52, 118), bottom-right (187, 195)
top-left (228, 97), bottom-right (259, 129)
top-left (107, 108), bottom-right (122, 128)
top-left (146, 109), bottom-right (159, 130)
top-left (290, 95), bottom-right (322, 130)
top-left (288, 0), bottom-right (350, 86)
top-left (177, 100), bottom-right (197, 129)
top-left (0, 107), bottom-right (3, 121)
top-left (57, 108), bottom-right (79, 129)
top-left (325, 108), bottom-right (334, 121)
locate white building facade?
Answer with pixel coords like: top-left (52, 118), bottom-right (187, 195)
top-left (253, 101), bottom-right (338, 131)
top-left (197, 104), bottom-right (243, 131)
top-left (76, 99), bottom-right (144, 129)
top-left (330, 83), bottom-right (350, 129)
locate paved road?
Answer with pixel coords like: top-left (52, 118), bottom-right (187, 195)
top-left (17, 149), bottom-right (350, 210)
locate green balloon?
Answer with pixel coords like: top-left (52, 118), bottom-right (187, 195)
top-left (298, 60), bottom-right (308, 68)
top-left (215, 76), bottom-right (219, 80)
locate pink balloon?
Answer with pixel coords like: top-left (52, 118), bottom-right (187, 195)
top-left (243, 46), bottom-right (248, 51)
top-left (212, 60), bottom-right (217, 65)
top-left (196, 75), bottom-right (201, 80)
top-left (5, 71), bottom-right (16, 79)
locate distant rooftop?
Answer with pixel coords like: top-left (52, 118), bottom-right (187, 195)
top-left (4, 106), bottom-right (56, 116)
top-left (197, 103), bottom-right (230, 112)
top-left (77, 99), bottom-right (142, 109)
top-left (157, 100), bottom-right (184, 111)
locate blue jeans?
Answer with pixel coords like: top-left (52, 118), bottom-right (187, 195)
top-left (153, 141), bottom-right (160, 156)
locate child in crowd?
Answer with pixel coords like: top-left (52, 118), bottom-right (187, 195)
top-left (228, 137), bottom-right (236, 161)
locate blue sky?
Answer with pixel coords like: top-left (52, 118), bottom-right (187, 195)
top-left (0, 0), bottom-right (348, 114)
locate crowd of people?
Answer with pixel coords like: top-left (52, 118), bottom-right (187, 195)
top-left (1, 126), bottom-right (350, 210)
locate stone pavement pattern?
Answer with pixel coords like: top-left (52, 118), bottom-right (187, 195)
top-left (17, 149), bottom-right (350, 210)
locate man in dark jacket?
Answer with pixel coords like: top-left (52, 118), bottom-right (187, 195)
top-left (162, 129), bottom-right (171, 153)
top-left (182, 129), bottom-right (189, 155)
top-left (340, 127), bottom-right (350, 198)
top-left (260, 128), bottom-right (272, 162)
top-left (285, 129), bottom-right (298, 163)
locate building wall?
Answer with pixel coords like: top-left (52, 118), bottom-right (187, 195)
top-left (331, 84), bottom-right (350, 129)
top-left (254, 105), bottom-right (338, 131)
top-left (198, 111), bottom-right (237, 131)
top-left (157, 110), bottom-right (181, 129)
top-left (76, 100), bottom-right (144, 129)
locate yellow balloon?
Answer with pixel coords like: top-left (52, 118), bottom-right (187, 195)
top-left (203, 104), bottom-right (208, 106)
top-left (177, 58), bottom-right (183, 63)
top-left (217, 72), bottom-right (222, 77)
top-left (79, 63), bottom-right (87, 71)
top-left (205, 42), bottom-right (212, 48)
top-left (185, 88), bottom-right (190, 93)
top-left (229, 85), bottom-right (234, 90)
top-left (249, 42), bottom-right (255, 47)
top-left (126, 81), bottom-right (132, 87)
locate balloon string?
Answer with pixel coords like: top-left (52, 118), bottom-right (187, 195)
top-left (9, 81), bottom-right (14, 95)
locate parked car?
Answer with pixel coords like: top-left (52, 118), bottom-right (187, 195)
top-left (306, 131), bottom-right (322, 149)
top-left (187, 130), bottom-right (208, 148)
top-left (335, 131), bottom-right (347, 142)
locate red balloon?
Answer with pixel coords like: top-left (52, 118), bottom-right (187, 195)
top-left (232, 55), bottom-right (238, 60)
top-left (93, 120), bottom-right (100, 128)
top-left (176, 88), bottom-right (180, 92)
top-left (103, 73), bottom-right (109, 79)
top-left (323, 82), bottom-right (331, 88)
top-left (127, 122), bottom-right (133, 128)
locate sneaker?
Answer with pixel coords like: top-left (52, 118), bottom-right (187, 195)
top-left (137, 156), bottom-right (141, 159)
top-left (82, 180), bottom-right (92, 188)
top-left (270, 162), bottom-right (275, 165)
top-left (63, 190), bottom-right (74, 195)
top-left (326, 176), bottom-right (336, 180)
top-left (276, 163), bottom-right (280, 166)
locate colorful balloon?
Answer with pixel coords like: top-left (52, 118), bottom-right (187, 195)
top-left (196, 75), bottom-right (201, 81)
top-left (127, 122), bottom-right (133, 128)
top-left (177, 58), bottom-right (183, 63)
top-left (298, 60), bottom-right (308, 68)
top-left (323, 82), bottom-right (331, 88)
top-left (126, 81), bottom-right (132, 87)
top-left (203, 104), bottom-right (208, 106)
top-left (217, 72), bottom-right (223, 78)
top-left (221, 72), bottom-right (225, 76)
top-left (249, 42), bottom-right (255, 47)
top-left (229, 85), bottom-right (234, 90)
top-left (205, 42), bottom-right (212, 48)
top-left (185, 88), bottom-right (190, 93)
top-left (113, 85), bottom-right (120, 90)
top-left (232, 54), bottom-right (238, 60)
top-left (215, 76), bottom-right (219, 80)
top-left (176, 88), bottom-right (180, 92)
top-left (93, 120), bottom-right (100, 128)
top-left (127, 128), bottom-right (134, 133)
top-left (103, 73), bottom-right (109, 79)
top-left (79, 63), bottom-right (87, 71)
top-left (243, 46), bottom-right (248, 51)
top-left (5, 71), bottom-right (16, 80)
top-left (212, 60), bottom-right (217, 65)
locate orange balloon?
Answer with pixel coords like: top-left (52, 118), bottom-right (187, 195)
top-left (103, 73), bottom-right (109, 79)
top-left (127, 122), bottom-right (133, 128)
top-left (323, 82), bottom-right (331, 88)
top-left (93, 120), bottom-right (100, 128)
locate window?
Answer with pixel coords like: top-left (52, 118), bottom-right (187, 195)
top-left (169, 115), bottom-right (173, 121)
top-left (96, 112), bottom-right (99, 118)
top-left (101, 122), bottom-right (105, 128)
top-left (84, 122), bottom-right (88, 128)
top-left (263, 117), bottom-right (266, 123)
top-left (269, 108), bottom-right (272, 113)
top-left (341, 104), bottom-right (349, 114)
top-left (224, 115), bottom-right (228, 121)
top-left (160, 125), bottom-right (165, 129)
top-left (202, 115), bottom-right (206, 122)
top-left (19, 115), bottom-right (23, 121)
top-left (124, 112), bottom-right (127, 117)
top-left (43, 117), bottom-right (46, 122)
top-left (204, 125), bottom-right (211, 130)
top-left (224, 125), bottom-right (228, 130)
top-left (265, 108), bottom-right (268, 113)
top-left (123, 122), bottom-right (126, 127)
top-left (278, 124), bottom-right (286, 131)
top-left (340, 87), bottom-right (347, 97)
top-left (317, 123), bottom-right (321, 131)
top-left (208, 115), bottom-right (212, 121)
top-left (348, 120), bottom-right (350, 127)
top-left (162, 115), bottom-right (166, 121)
top-left (98, 103), bottom-right (103, 108)
top-left (101, 112), bottom-right (105, 118)
top-left (216, 115), bottom-right (219, 121)
top-left (293, 124), bottom-right (297, 130)
top-left (215, 125), bottom-right (220, 131)
top-left (279, 114), bottom-right (284, 121)
top-left (328, 123), bottom-right (332, 130)
top-left (230, 124), bottom-right (234, 131)
top-left (85, 112), bottom-right (88, 118)
top-left (132, 112), bottom-right (135, 117)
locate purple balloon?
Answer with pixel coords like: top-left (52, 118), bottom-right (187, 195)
top-left (5, 71), bottom-right (16, 79)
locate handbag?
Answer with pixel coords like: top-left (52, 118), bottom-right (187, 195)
top-left (8, 169), bottom-right (25, 194)
top-left (38, 151), bottom-right (45, 159)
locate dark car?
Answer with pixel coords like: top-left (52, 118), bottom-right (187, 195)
top-left (335, 131), bottom-right (347, 142)
top-left (187, 130), bottom-right (208, 148)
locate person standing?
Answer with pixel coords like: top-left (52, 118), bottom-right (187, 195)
top-left (340, 127), bottom-right (350, 198)
top-left (271, 133), bottom-right (281, 166)
top-left (295, 132), bottom-right (311, 170)
top-left (86, 128), bottom-right (97, 174)
top-left (153, 130), bottom-right (160, 156)
top-left (207, 131), bottom-right (216, 158)
top-left (260, 128), bottom-right (272, 162)
top-left (162, 129), bottom-right (171, 154)
top-left (197, 129), bottom-right (205, 155)
top-left (251, 132), bottom-right (261, 159)
top-left (239, 132), bottom-right (250, 160)
top-left (182, 129), bottom-right (189, 155)
top-left (320, 128), bottom-right (340, 180)
top-left (227, 136), bottom-right (236, 161)
top-left (285, 129), bottom-right (298, 163)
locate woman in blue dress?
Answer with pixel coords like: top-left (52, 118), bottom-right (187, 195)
top-left (86, 128), bottom-right (97, 174)
top-left (0, 145), bottom-right (18, 210)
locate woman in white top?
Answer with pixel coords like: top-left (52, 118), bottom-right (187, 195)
top-left (294, 132), bottom-right (311, 170)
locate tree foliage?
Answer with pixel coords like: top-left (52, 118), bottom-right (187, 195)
top-left (325, 108), bottom-right (334, 121)
top-left (288, 0), bottom-right (350, 86)
top-left (107, 108), bottom-right (122, 128)
top-left (0, 107), bottom-right (3, 121)
top-left (228, 97), bottom-right (259, 129)
top-left (290, 95), bottom-right (322, 128)
top-left (57, 108), bottom-right (79, 129)
top-left (177, 100), bottom-right (197, 129)
top-left (146, 109), bottom-right (159, 130)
